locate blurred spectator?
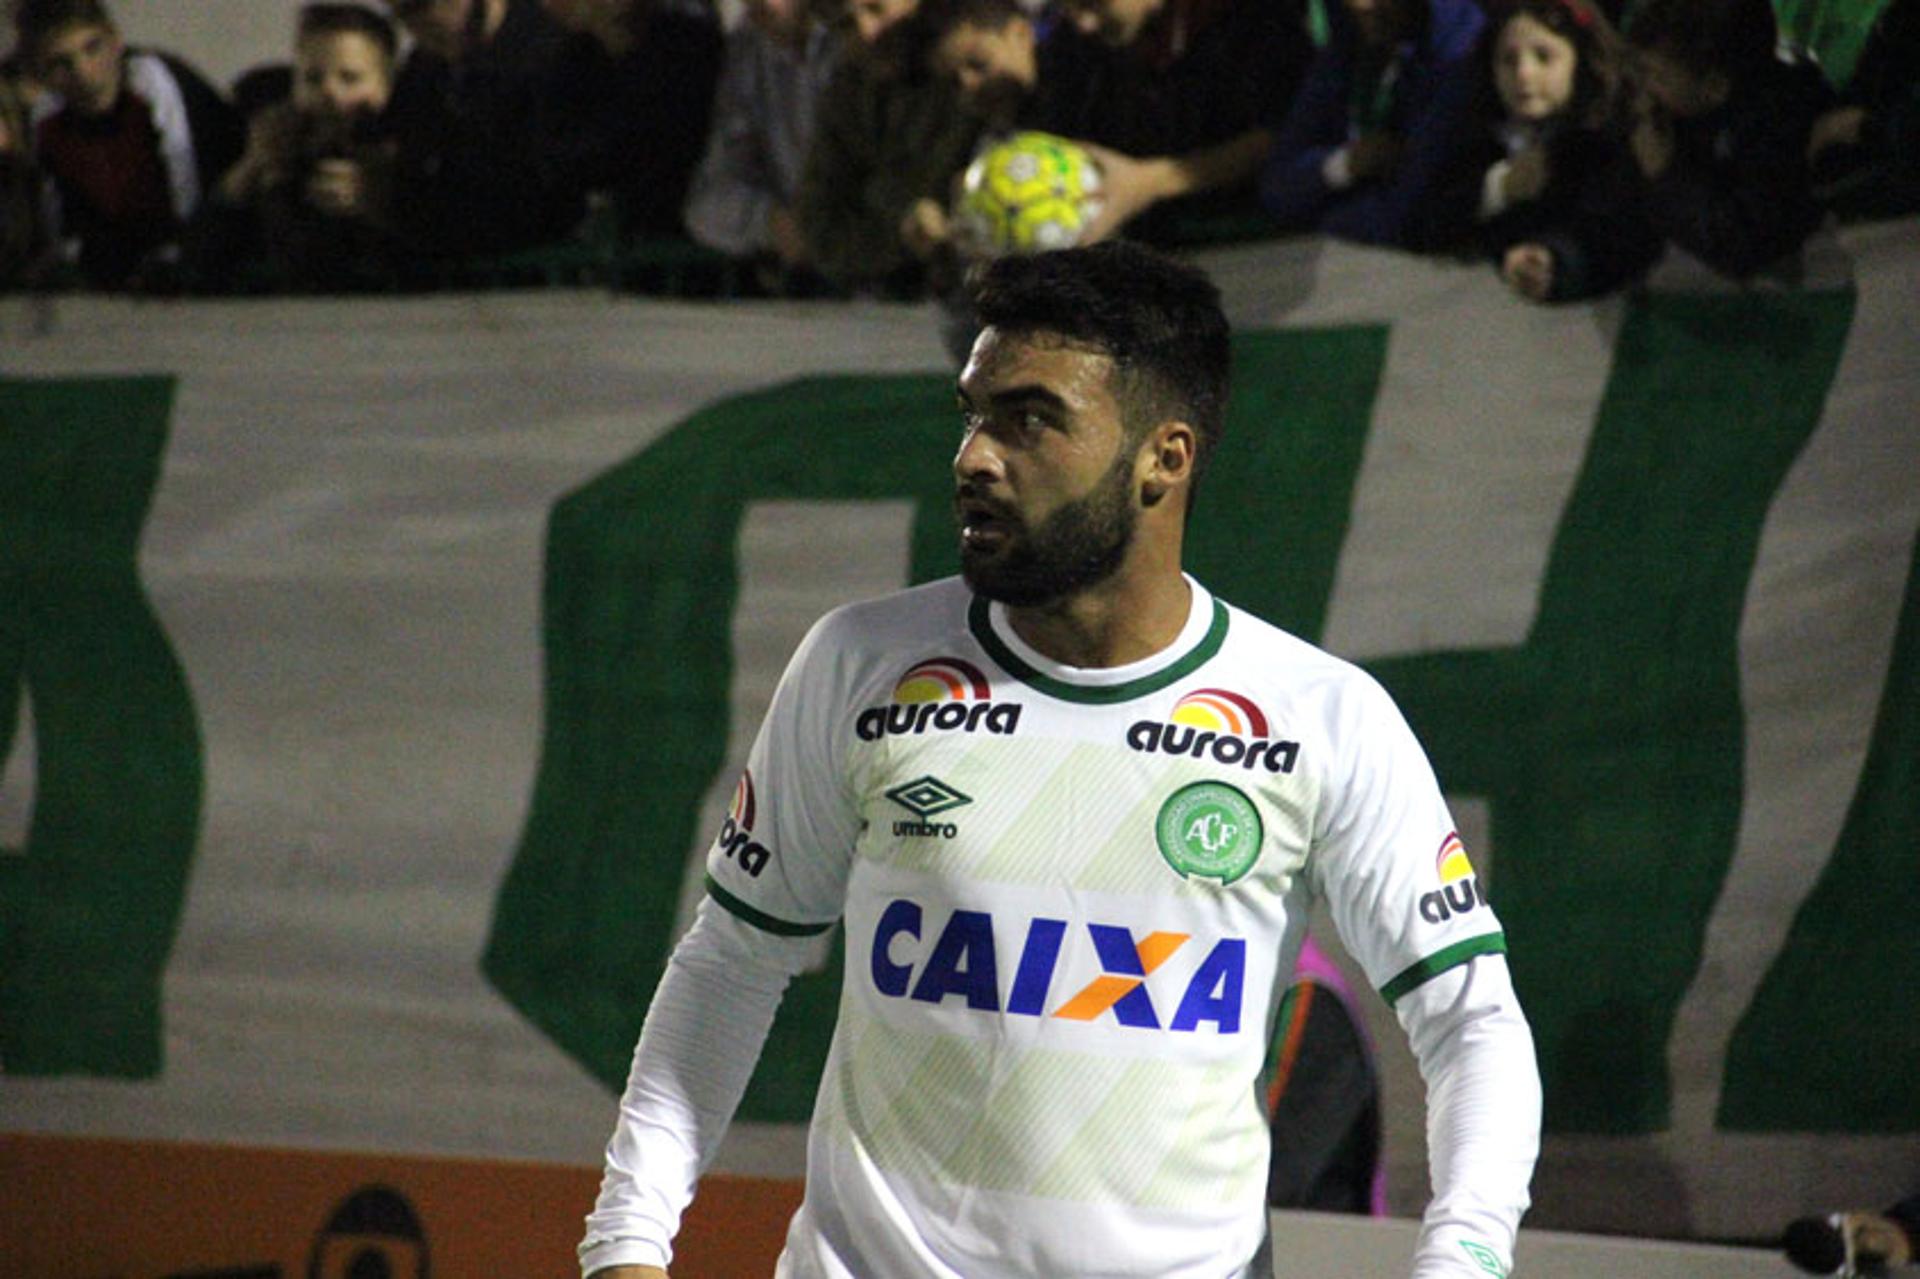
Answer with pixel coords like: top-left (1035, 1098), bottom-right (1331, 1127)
top-left (1624, 0), bottom-right (1836, 279)
top-left (15, 0), bottom-right (243, 287)
top-left (188, 3), bottom-right (402, 292)
top-left (385, 0), bottom-right (600, 259)
top-left (1027, 0), bottom-right (1314, 242)
top-left (1413, 0), bottom-right (1660, 302)
top-left (683, 0), bottom-right (841, 281)
top-left (796, 0), bottom-right (980, 296)
top-left (1, 62), bottom-right (51, 285)
top-left (922, 0), bottom-right (1036, 135)
top-left (899, 0), bottom-right (1041, 270)
top-left (1261, 0), bottom-right (1484, 247)
top-left (1809, 0), bottom-right (1920, 217)
top-left (547, 0), bottom-right (723, 238)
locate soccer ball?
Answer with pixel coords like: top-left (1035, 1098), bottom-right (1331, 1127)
top-left (956, 132), bottom-right (1104, 256)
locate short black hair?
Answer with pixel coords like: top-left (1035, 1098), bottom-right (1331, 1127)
top-left (965, 241), bottom-right (1232, 490)
top-left (1627, 0), bottom-right (1778, 81)
top-left (15, 0), bottom-right (115, 59)
top-left (298, 3), bottom-right (399, 62)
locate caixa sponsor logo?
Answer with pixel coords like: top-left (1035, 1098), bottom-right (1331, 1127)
top-left (855, 656), bottom-right (1023, 741)
top-left (716, 771), bottom-right (772, 877)
top-left (1419, 832), bottom-right (1487, 924)
top-left (1127, 688), bottom-right (1299, 773)
top-left (868, 899), bottom-right (1246, 1033)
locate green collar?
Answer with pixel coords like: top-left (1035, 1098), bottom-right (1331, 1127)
top-left (966, 592), bottom-right (1231, 705)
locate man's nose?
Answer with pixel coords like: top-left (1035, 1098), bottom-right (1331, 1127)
top-left (954, 425), bottom-right (1004, 482)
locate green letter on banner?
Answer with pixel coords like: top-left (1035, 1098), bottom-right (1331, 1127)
top-left (1368, 292), bottom-right (1858, 1132)
top-left (483, 330), bottom-right (1388, 1112)
top-left (1720, 538), bottom-right (1920, 1131)
top-left (0, 377), bottom-right (203, 1077)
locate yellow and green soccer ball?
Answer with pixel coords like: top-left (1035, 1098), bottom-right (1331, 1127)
top-left (957, 131), bottom-right (1105, 256)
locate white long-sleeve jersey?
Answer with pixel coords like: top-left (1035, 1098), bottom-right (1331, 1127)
top-left (583, 576), bottom-right (1541, 1278)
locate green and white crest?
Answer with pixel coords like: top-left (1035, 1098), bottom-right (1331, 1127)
top-left (1154, 781), bottom-right (1262, 885)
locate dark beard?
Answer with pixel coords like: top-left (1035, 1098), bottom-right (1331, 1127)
top-left (958, 452), bottom-right (1136, 607)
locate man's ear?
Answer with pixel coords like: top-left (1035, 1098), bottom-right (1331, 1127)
top-left (1139, 420), bottom-right (1196, 508)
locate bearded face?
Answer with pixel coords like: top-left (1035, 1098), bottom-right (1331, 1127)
top-left (957, 444), bottom-right (1137, 607)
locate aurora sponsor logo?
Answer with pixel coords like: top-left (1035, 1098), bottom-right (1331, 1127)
top-left (1418, 831), bottom-right (1488, 924)
top-left (869, 898), bottom-right (1246, 1033)
top-left (1126, 688), bottom-right (1299, 773)
top-left (886, 775), bottom-right (971, 838)
top-left (855, 656), bottom-right (1023, 741)
top-left (715, 771), bottom-right (772, 877)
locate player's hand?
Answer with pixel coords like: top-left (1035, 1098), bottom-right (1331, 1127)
top-left (1503, 145), bottom-right (1550, 203)
top-left (899, 197), bottom-right (952, 259)
top-left (1073, 142), bottom-right (1175, 244)
top-left (306, 159), bottom-right (368, 217)
top-left (1347, 130), bottom-right (1403, 182)
top-left (1501, 242), bottom-right (1555, 301)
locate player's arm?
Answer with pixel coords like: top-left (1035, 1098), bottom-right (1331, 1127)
top-left (1394, 955), bottom-right (1541, 1278)
top-left (578, 898), bottom-right (819, 1276)
top-left (580, 611), bottom-right (863, 1277)
top-left (587, 1267), bottom-right (668, 1278)
top-left (1311, 674), bottom-right (1540, 1278)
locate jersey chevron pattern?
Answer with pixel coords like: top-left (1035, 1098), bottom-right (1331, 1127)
top-left (704, 576), bottom-right (1506, 1278)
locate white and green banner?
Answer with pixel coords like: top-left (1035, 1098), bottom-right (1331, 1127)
top-left (2, 224), bottom-right (1916, 1242)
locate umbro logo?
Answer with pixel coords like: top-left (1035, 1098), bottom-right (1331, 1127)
top-left (886, 775), bottom-right (971, 837)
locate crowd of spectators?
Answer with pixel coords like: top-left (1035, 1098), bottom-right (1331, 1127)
top-left (0, 0), bottom-right (1914, 304)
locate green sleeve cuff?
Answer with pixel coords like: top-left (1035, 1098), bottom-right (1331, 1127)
top-left (705, 875), bottom-right (836, 937)
top-left (1380, 932), bottom-right (1507, 1005)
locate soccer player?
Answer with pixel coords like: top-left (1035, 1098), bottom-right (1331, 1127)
top-left (580, 241), bottom-right (1541, 1279)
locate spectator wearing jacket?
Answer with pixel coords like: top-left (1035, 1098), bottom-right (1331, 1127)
top-left (1624, 0), bottom-right (1836, 280)
top-left (548, 0), bottom-right (724, 238)
top-left (16, 0), bottom-right (242, 286)
top-left (189, 2), bottom-right (404, 292)
top-left (682, 0), bottom-right (841, 275)
top-left (1261, 0), bottom-right (1483, 247)
top-left (795, 0), bottom-right (981, 297)
top-left (1411, 0), bottom-right (1660, 302)
top-left (385, 0), bottom-right (600, 258)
